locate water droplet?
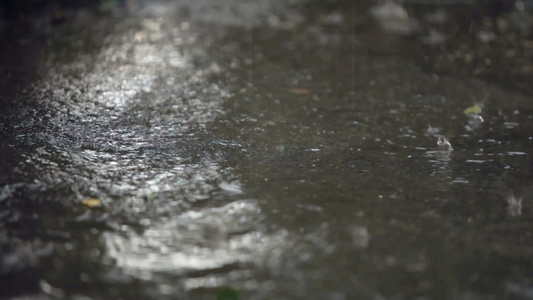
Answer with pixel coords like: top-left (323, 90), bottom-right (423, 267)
top-left (452, 178), bottom-right (468, 183)
top-left (350, 226), bottom-right (370, 249)
top-left (507, 194), bottom-right (523, 217)
top-left (426, 124), bottom-right (440, 136)
top-left (436, 136), bottom-right (453, 151)
top-left (508, 152), bottom-right (526, 156)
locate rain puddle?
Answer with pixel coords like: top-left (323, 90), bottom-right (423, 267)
top-left (0, 0), bottom-right (532, 299)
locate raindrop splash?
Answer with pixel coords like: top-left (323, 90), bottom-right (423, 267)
top-left (436, 136), bottom-right (453, 151)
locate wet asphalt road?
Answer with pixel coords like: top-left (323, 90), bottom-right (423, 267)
top-left (1, 0), bottom-right (533, 299)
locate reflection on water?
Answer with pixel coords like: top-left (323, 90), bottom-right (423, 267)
top-left (425, 134), bottom-right (453, 189)
top-left (425, 148), bottom-right (453, 189)
top-left (49, 11), bottom-right (247, 287)
top-left (1, 4), bottom-right (245, 297)
top-left (1, 0), bottom-right (533, 299)
top-left (106, 200), bottom-right (261, 275)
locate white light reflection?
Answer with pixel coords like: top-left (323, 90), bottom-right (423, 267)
top-left (104, 200), bottom-right (286, 279)
top-left (33, 3), bottom-right (252, 283)
top-left (20, 1), bottom-right (324, 295)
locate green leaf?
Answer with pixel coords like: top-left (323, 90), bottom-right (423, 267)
top-left (464, 104), bottom-right (482, 115)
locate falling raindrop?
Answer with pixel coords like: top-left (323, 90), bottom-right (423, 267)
top-left (426, 124), bottom-right (440, 137)
top-left (506, 194), bottom-right (523, 216)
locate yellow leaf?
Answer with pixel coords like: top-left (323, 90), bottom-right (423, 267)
top-left (464, 104), bottom-right (482, 115)
top-left (82, 198), bottom-right (102, 208)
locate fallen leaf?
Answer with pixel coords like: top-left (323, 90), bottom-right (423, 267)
top-left (82, 198), bottom-right (102, 208)
top-left (464, 104), bottom-right (482, 115)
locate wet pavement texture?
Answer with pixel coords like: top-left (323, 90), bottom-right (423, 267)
top-left (1, 0), bottom-right (533, 299)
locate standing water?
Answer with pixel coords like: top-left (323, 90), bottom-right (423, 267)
top-left (0, 0), bottom-right (532, 299)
